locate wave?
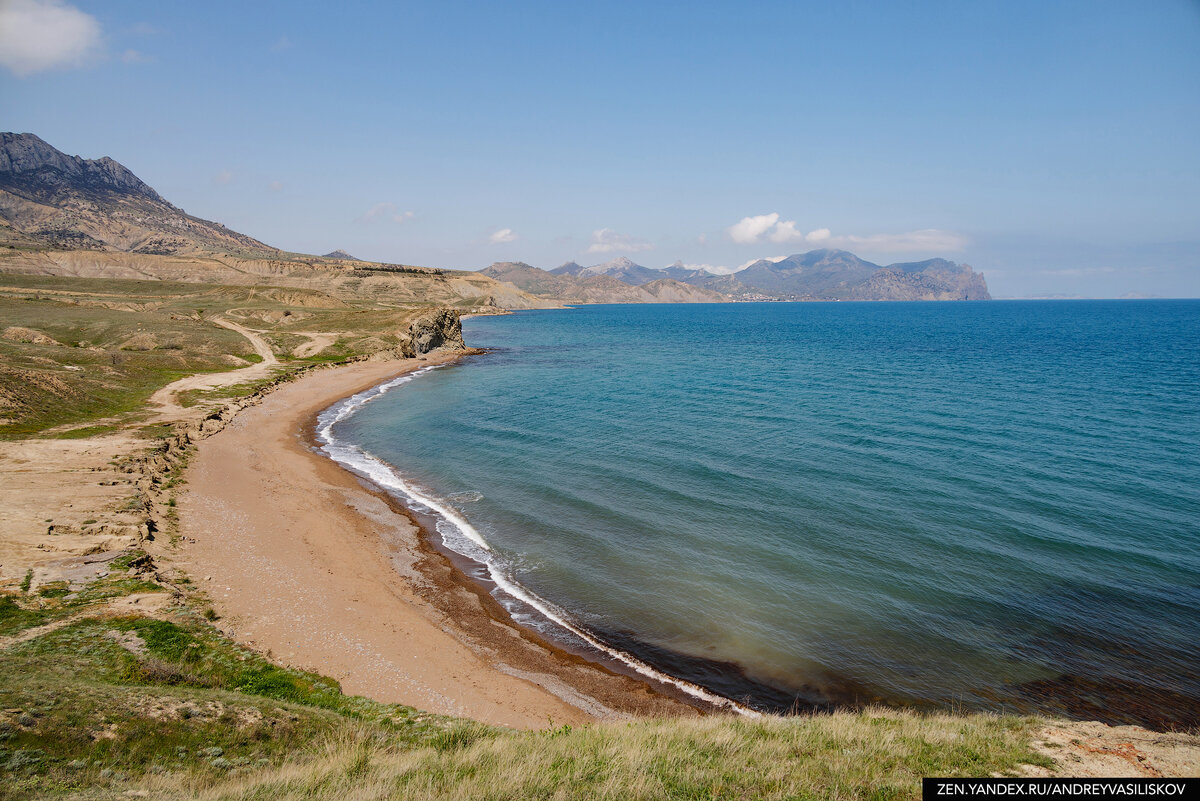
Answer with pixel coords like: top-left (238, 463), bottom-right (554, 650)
top-left (314, 364), bottom-right (757, 717)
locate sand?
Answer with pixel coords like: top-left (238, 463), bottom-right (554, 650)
top-left (168, 353), bottom-right (698, 730)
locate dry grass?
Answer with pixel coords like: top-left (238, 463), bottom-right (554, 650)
top-left (139, 710), bottom-right (1049, 801)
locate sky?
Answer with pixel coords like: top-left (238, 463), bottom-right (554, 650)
top-left (1, 0), bottom-right (1198, 298)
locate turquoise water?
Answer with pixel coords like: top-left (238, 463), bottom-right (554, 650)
top-left (326, 301), bottom-right (1200, 726)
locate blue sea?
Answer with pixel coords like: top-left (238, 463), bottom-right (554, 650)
top-left (319, 301), bottom-right (1200, 727)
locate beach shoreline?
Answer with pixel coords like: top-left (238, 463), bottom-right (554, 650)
top-left (167, 350), bottom-right (704, 730)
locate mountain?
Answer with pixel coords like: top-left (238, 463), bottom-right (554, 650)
top-left (732, 250), bottom-right (988, 300)
top-left (660, 261), bottom-right (719, 282)
top-left (489, 249), bottom-right (989, 303)
top-left (322, 249), bottom-right (360, 261)
top-left (482, 261), bottom-right (728, 304)
top-left (552, 256), bottom-right (665, 286)
top-left (0, 132), bottom-right (276, 255)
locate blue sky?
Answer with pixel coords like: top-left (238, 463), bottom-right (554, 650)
top-left (2, 0), bottom-right (1198, 297)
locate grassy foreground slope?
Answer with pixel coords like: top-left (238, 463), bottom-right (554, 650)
top-left (0, 567), bottom-right (1051, 800)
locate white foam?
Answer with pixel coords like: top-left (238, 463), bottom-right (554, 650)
top-left (315, 365), bottom-right (759, 717)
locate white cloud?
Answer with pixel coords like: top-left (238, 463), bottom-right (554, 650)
top-left (728, 211), bottom-right (966, 254)
top-left (585, 228), bottom-right (652, 254)
top-left (0, 0), bottom-right (102, 77)
top-left (357, 202), bottom-right (414, 224)
top-left (213, 169), bottom-right (234, 185)
top-left (727, 213), bottom-right (779, 244)
top-left (488, 228), bottom-right (518, 244)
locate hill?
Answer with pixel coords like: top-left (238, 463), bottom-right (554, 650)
top-left (481, 261), bottom-right (728, 304)
top-left (551, 256), bottom-right (666, 286)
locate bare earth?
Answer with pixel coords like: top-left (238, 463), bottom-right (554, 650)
top-left (167, 354), bottom-right (695, 730)
top-left (146, 316), bottom-right (280, 421)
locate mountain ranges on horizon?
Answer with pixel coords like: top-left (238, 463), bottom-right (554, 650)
top-left (482, 251), bottom-right (991, 303)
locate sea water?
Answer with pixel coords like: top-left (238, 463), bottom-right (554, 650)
top-left (322, 301), bottom-right (1200, 727)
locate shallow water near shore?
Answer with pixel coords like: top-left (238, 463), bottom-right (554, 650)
top-left (329, 301), bottom-right (1200, 727)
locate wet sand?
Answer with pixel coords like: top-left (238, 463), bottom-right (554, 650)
top-left (170, 352), bottom-right (699, 730)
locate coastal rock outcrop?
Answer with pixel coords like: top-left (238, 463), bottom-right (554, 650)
top-left (407, 308), bottom-right (465, 355)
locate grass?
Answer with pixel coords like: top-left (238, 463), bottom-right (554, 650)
top-left (175, 711), bottom-right (1049, 801)
top-left (0, 571), bottom-right (475, 801)
top-left (0, 274), bottom-right (446, 437)
top-left (0, 561), bottom-right (1057, 801)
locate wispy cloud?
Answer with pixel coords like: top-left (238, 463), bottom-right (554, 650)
top-left (585, 228), bottom-right (652, 254)
top-left (675, 262), bottom-right (742, 276)
top-left (488, 228), bottom-right (518, 244)
top-left (357, 202), bottom-right (414, 224)
top-left (1043, 266), bottom-right (1117, 277)
top-left (727, 212), bottom-right (966, 254)
top-left (829, 229), bottom-right (968, 253)
top-left (0, 0), bottom-right (102, 77)
top-left (119, 49), bottom-right (152, 64)
top-left (213, 169), bottom-right (234, 185)
top-left (271, 34), bottom-right (293, 52)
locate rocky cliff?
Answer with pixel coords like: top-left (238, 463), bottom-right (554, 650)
top-left (405, 308), bottom-right (465, 355)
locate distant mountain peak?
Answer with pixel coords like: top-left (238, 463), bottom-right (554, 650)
top-left (323, 249), bottom-right (359, 261)
top-left (598, 256), bottom-right (639, 269)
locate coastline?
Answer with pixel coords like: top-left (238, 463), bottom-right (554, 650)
top-left (169, 351), bottom-right (703, 729)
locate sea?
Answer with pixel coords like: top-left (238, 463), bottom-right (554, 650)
top-left (317, 300), bottom-right (1200, 728)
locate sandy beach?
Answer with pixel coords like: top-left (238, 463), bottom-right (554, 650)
top-left (168, 352), bottom-right (697, 730)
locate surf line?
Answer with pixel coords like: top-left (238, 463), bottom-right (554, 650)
top-left (314, 362), bottom-right (761, 717)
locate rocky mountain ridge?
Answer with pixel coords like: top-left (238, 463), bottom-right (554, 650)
top-left (0, 132), bottom-right (277, 255)
top-left (482, 249), bottom-right (990, 303)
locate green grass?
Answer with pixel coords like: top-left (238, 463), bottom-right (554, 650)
top-left (0, 561), bottom-right (1058, 801)
top-left (0, 276), bottom-right (441, 437)
top-left (0, 576), bottom-right (474, 801)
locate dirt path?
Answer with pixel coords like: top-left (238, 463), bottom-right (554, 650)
top-left (289, 331), bottom-right (344, 358)
top-left (0, 591), bottom-right (173, 649)
top-left (146, 317), bottom-right (279, 421)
